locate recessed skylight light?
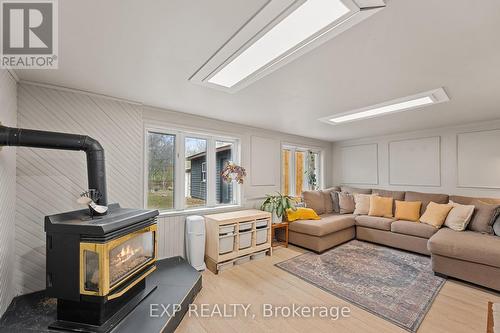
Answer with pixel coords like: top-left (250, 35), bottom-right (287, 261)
top-left (208, 0), bottom-right (352, 88)
top-left (320, 88), bottom-right (450, 125)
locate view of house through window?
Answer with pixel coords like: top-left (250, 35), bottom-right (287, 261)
top-left (216, 141), bottom-right (235, 205)
top-left (282, 146), bottom-right (321, 197)
top-left (146, 132), bottom-right (175, 210)
top-left (146, 129), bottom-right (239, 211)
top-left (185, 137), bottom-right (207, 208)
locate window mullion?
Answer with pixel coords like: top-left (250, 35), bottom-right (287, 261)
top-left (176, 132), bottom-right (185, 211)
top-left (206, 138), bottom-right (216, 207)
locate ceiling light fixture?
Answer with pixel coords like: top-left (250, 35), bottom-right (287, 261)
top-left (190, 0), bottom-right (386, 92)
top-left (320, 88), bottom-right (450, 125)
top-left (208, 0), bottom-right (351, 88)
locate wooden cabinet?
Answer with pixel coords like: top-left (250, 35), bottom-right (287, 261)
top-left (204, 209), bottom-right (272, 274)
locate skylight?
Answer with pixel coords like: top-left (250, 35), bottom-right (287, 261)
top-left (320, 88), bottom-right (450, 124)
top-left (208, 0), bottom-right (352, 88)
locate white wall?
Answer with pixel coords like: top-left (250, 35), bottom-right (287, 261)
top-left (332, 119), bottom-right (500, 198)
top-left (13, 82), bottom-right (333, 295)
top-left (0, 69), bottom-right (17, 316)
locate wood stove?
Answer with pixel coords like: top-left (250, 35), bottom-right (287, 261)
top-left (0, 125), bottom-right (160, 332)
top-left (45, 203), bottom-right (159, 331)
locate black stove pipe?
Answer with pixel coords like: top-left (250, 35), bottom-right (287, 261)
top-left (0, 125), bottom-right (107, 208)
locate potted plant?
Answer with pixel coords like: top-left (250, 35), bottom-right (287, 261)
top-left (260, 193), bottom-right (296, 224)
top-left (306, 150), bottom-right (318, 190)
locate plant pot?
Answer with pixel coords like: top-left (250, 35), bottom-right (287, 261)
top-left (272, 212), bottom-right (282, 224)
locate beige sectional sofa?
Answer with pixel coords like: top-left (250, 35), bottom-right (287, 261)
top-left (286, 187), bottom-right (500, 291)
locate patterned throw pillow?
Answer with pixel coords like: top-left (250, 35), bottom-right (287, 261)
top-left (494, 216), bottom-right (500, 236)
top-left (330, 191), bottom-right (340, 213)
top-left (338, 192), bottom-right (355, 214)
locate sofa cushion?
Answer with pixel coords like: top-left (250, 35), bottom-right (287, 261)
top-left (467, 200), bottom-right (500, 234)
top-left (495, 215), bottom-right (500, 236)
top-left (444, 200), bottom-right (475, 231)
top-left (353, 193), bottom-right (372, 215)
top-left (338, 192), bottom-right (355, 214)
top-left (288, 213), bottom-right (355, 237)
top-left (428, 228), bottom-right (500, 268)
top-left (303, 191), bottom-right (326, 215)
top-left (449, 195), bottom-right (500, 205)
top-left (368, 195), bottom-right (393, 218)
top-left (405, 191), bottom-right (449, 215)
top-left (391, 220), bottom-right (438, 239)
top-left (321, 190), bottom-right (335, 214)
top-left (340, 186), bottom-right (372, 194)
top-left (355, 215), bottom-right (394, 231)
top-left (420, 202), bottom-right (453, 229)
top-left (330, 192), bottom-right (340, 213)
top-left (372, 189), bottom-right (406, 201)
top-left (324, 186), bottom-right (341, 193)
top-left (395, 200), bottom-right (421, 222)
top-left (286, 207), bottom-right (320, 222)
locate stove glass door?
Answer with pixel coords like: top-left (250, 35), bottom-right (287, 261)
top-left (108, 231), bottom-right (155, 287)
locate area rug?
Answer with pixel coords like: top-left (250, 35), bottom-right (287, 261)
top-left (276, 240), bottom-right (445, 332)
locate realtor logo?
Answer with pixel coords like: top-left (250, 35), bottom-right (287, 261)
top-left (1, 0), bottom-right (58, 68)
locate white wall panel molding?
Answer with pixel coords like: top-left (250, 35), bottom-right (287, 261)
top-left (457, 129), bottom-right (500, 189)
top-left (250, 136), bottom-right (280, 186)
top-left (340, 143), bottom-right (378, 185)
top-left (388, 136), bottom-right (441, 187)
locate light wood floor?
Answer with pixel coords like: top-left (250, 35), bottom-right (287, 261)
top-left (177, 245), bottom-right (500, 333)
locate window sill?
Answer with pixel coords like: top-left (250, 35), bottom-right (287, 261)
top-left (158, 204), bottom-right (242, 218)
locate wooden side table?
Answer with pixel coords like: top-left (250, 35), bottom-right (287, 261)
top-left (271, 222), bottom-right (289, 248)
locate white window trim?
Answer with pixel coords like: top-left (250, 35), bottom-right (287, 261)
top-left (201, 162), bottom-right (207, 182)
top-left (144, 126), bottom-right (241, 213)
top-left (281, 143), bottom-right (325, 196)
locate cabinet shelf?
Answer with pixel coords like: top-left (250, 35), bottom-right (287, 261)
top-left (204, 209), bottom-right (272, 274)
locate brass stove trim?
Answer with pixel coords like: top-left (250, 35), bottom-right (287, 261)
top-left (79, 224), bottom-right (158, 297)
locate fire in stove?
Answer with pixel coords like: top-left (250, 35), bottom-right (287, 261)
top-left (116, 245), bottom-right (142, 264)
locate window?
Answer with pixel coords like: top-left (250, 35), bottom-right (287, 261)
top-left (185, 137), bottom-right (207, 208)
top-left (216, 141), bottom-right (236, 205)
top-left (281, 145), bottom-right (322, 197)
top-left (201, 162), bottom-right (207, 182)
top-left (146, 128), bottom-right (240, 212)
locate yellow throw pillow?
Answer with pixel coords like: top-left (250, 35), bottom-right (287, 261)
top-left (286, 207), bottom-right (320, 222)
top-left (420, 202), bottom-right (453, 228)
top-left (395, 200), bottom-right (422, 222)
top-left (368, 195), bottom-right (393, 218)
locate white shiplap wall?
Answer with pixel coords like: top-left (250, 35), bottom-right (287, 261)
top-left (15, 83), bottom-right (143, 294)
top-left (157, 215), bottom-right (186, 259)
top-left (0, 69), bottom-right (17, 316)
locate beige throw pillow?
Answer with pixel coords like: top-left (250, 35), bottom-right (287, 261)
top-left (338, 192), bottom-right (355, 214)
top-left (420, 202), bottom-right (453, 229)
top-left (369, 195), bottom-right (394, 218)
top-left (444, 200), bottom-right (475, 231)
top-left (353, 193), bottom-right (372, 215)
